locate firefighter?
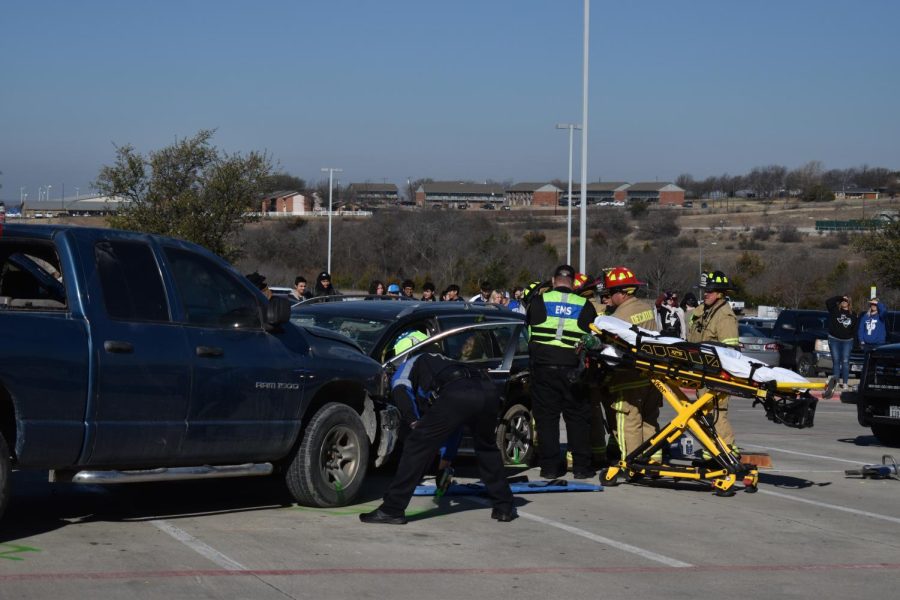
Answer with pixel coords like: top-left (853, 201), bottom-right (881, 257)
top-left (686, 270), bottom-right (741, 451)
top-left (603, 267), bottom-right (662, 462)
top-left (526, 264), bottom-right (598, 479)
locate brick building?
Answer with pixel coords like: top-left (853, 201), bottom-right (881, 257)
top-left (505, 182), bottom-right (561, 207)
top-left (415, 182), bottom-right (505, 208)
top-left (260, 190), bottom-right (311, 215)
top-left (625, 182), bottom-right (685, 206)
top-left (348, 183), bottom-right (399, 206)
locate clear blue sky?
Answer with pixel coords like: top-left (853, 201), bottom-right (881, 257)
top-left (2, 0), bottom-right (898, 202)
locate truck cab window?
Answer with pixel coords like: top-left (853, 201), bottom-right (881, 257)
top-left (164, 247), bottom-right (262, 329)
top-left (95, 241), bottom-right (170, 322)
top-left (0, 242), bottom-right (67, 310)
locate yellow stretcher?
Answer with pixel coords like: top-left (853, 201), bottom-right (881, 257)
top-left (586, 321), bottom-right (825, 496)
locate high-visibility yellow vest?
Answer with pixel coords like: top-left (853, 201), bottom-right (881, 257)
top-left (529, 290), bottom-right (587, 349)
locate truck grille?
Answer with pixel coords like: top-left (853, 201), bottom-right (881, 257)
top-left (865, 355), bottom-right (900, 392)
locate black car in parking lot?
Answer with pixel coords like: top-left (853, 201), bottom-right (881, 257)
top-left (290, 298), bottom-right (535, 465)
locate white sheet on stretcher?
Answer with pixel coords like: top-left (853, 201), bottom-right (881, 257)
top-left (593, 315), bottom-right (809, 385)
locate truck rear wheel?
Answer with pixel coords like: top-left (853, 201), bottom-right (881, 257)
top-left (796, 352), bottom-right (816, 377)
top-left (286, 403), bottom-right (369, 507)
top-left (0, 430), bottom-right (9, 521)
top-left (871, 423), bottom-right (900, 447)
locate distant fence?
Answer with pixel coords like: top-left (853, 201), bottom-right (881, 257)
top-left (248, 210), bottom-right (374, 218)
top-left (814, 219), bottom-right (885, 232)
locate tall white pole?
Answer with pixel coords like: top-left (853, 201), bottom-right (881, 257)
top-left (327, 170), bottom-right (333, 274)
top-left (557, 123), bottom-right (582, 265)
top-left (321, 167), bottom-right (343, 275)
top-left (567, 125), bottom-right (574, 265)
top-left (578, 0), bottom-right (590, 273)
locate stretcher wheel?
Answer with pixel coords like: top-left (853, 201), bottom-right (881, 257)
top-left (714, 488), bottom-right (736, 497)
top-left (599, 468), bottom-right (620, 487)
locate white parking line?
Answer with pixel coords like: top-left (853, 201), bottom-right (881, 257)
top-left (742, 444), bottom-right (862, 465)
top-left (464, 496), bottom-right (692, 568)
top-left (758, 490), bottom-right (900, 525)
top-left (151, 519), bottom-right (247, 571)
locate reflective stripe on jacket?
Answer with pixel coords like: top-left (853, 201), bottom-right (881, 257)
top-left (529, 290), bottom-right (588, 349)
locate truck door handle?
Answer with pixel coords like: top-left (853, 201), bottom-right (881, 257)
top-left (196, 345), bottom-right (224, 358)
top-left (103, 340), bottom-right (134, 354)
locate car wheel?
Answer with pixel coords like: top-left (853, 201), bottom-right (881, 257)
top-left (496, 403), bottom-right (535, 466)
top-left (286, 403), bottom-right (369, 507)
top-left (796, 352), bottom-right (816, 377)
top-left (0, 430), bottom-right (9, 521)
top-left (871, 423), bottom-right (900, 447)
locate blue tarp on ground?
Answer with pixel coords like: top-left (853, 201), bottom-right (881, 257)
top-left (413, 480), bottom-right (602, 496)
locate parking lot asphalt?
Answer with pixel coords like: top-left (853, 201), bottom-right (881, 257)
top-left (2, 395), bottom-right (899, 600)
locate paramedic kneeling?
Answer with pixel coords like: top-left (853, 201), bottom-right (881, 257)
top-left (360, 352), bottom-right (516, 524)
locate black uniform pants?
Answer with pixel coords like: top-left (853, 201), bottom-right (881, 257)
top-left (380, 377), bottom-right (514, 517)
top-left (531, 364), bottom-right (592, 473)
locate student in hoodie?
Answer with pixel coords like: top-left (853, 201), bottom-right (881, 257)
top-left (858, 297), bottom-right (888, 351)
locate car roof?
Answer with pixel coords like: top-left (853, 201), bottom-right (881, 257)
top-left (291, 299), bottom-right (524, 321)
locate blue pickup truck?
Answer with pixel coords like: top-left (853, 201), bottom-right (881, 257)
top-left (0, 224), bottom-right (399, 520)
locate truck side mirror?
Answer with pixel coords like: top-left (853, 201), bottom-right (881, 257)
top-left (266, 295), bottom-right (291, 326)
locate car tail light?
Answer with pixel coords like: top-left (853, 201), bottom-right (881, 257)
top-left (764, 342), bottom-right (778, 351)
top-left (814, 339), bottom-right (830, 353)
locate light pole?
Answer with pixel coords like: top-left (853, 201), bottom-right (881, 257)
top-left (556, 123), bottom-right (582, 265)
top-left (320, 167), bottom-right (343, 274)
top-left (578, 0), bottom-right (591, 273)
top-left (47, 185), bottom-right (52, 205)
top-left (698, 241), bottom-right (717, 287)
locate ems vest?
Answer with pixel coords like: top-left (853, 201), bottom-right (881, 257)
top-left (529, 290), bottom-right (587, 349)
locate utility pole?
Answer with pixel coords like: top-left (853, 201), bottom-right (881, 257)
top-left (320, 167), bottom-right (343, 274)
top-left (578, 0), bottom-right (591, 273)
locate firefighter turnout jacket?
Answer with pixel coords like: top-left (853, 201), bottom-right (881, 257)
top-left (687, 299), bottom-right (739, 347)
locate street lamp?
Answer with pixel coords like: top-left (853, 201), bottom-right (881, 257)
top-left (556, 123), bottom-right (582, 266)
top-left (320, 167), bottom-right (343, 275)
top-left (698, 241), bottom-right (717, 287)
top-left (578, 0), bottom-right (591, 273)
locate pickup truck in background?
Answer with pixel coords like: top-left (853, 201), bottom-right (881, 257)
top-left (769, 309), bottom-right (831, 377)
top-left (0, 224), bottom-right (399, 520)
top-left (841, 343), bottom-right (900, 447)
top-left (726, 297), bottom-right (745, 315)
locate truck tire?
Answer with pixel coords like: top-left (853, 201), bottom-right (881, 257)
top-left (871, 423), bottom-right (900, 447)
top-left (286, 403), bottom-right (369, 507)
top-left (496, 403), bottom-right (535, 466)
top-left (0, 430), bottom-right (9, 521)
top-left (796, 352), bottom-right (816, 377)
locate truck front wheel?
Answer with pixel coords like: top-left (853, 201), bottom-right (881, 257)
top-left (0, 430), bottom-right (9, 521)
top-left (286, 403), bottom-right (370, 507)
top-left (871, 423), bottom-right (900, 447)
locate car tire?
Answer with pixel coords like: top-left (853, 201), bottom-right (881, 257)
top-left (496, 403), bottom-right (535, 466)
top-left (796, 352), bottom-right (816, 377)
top-left (0, 430), bottom-right (10, 521)
top-left (871, 423), bottom-right (900, 447)
top-left (286, 403), bottom-right (369, 507)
